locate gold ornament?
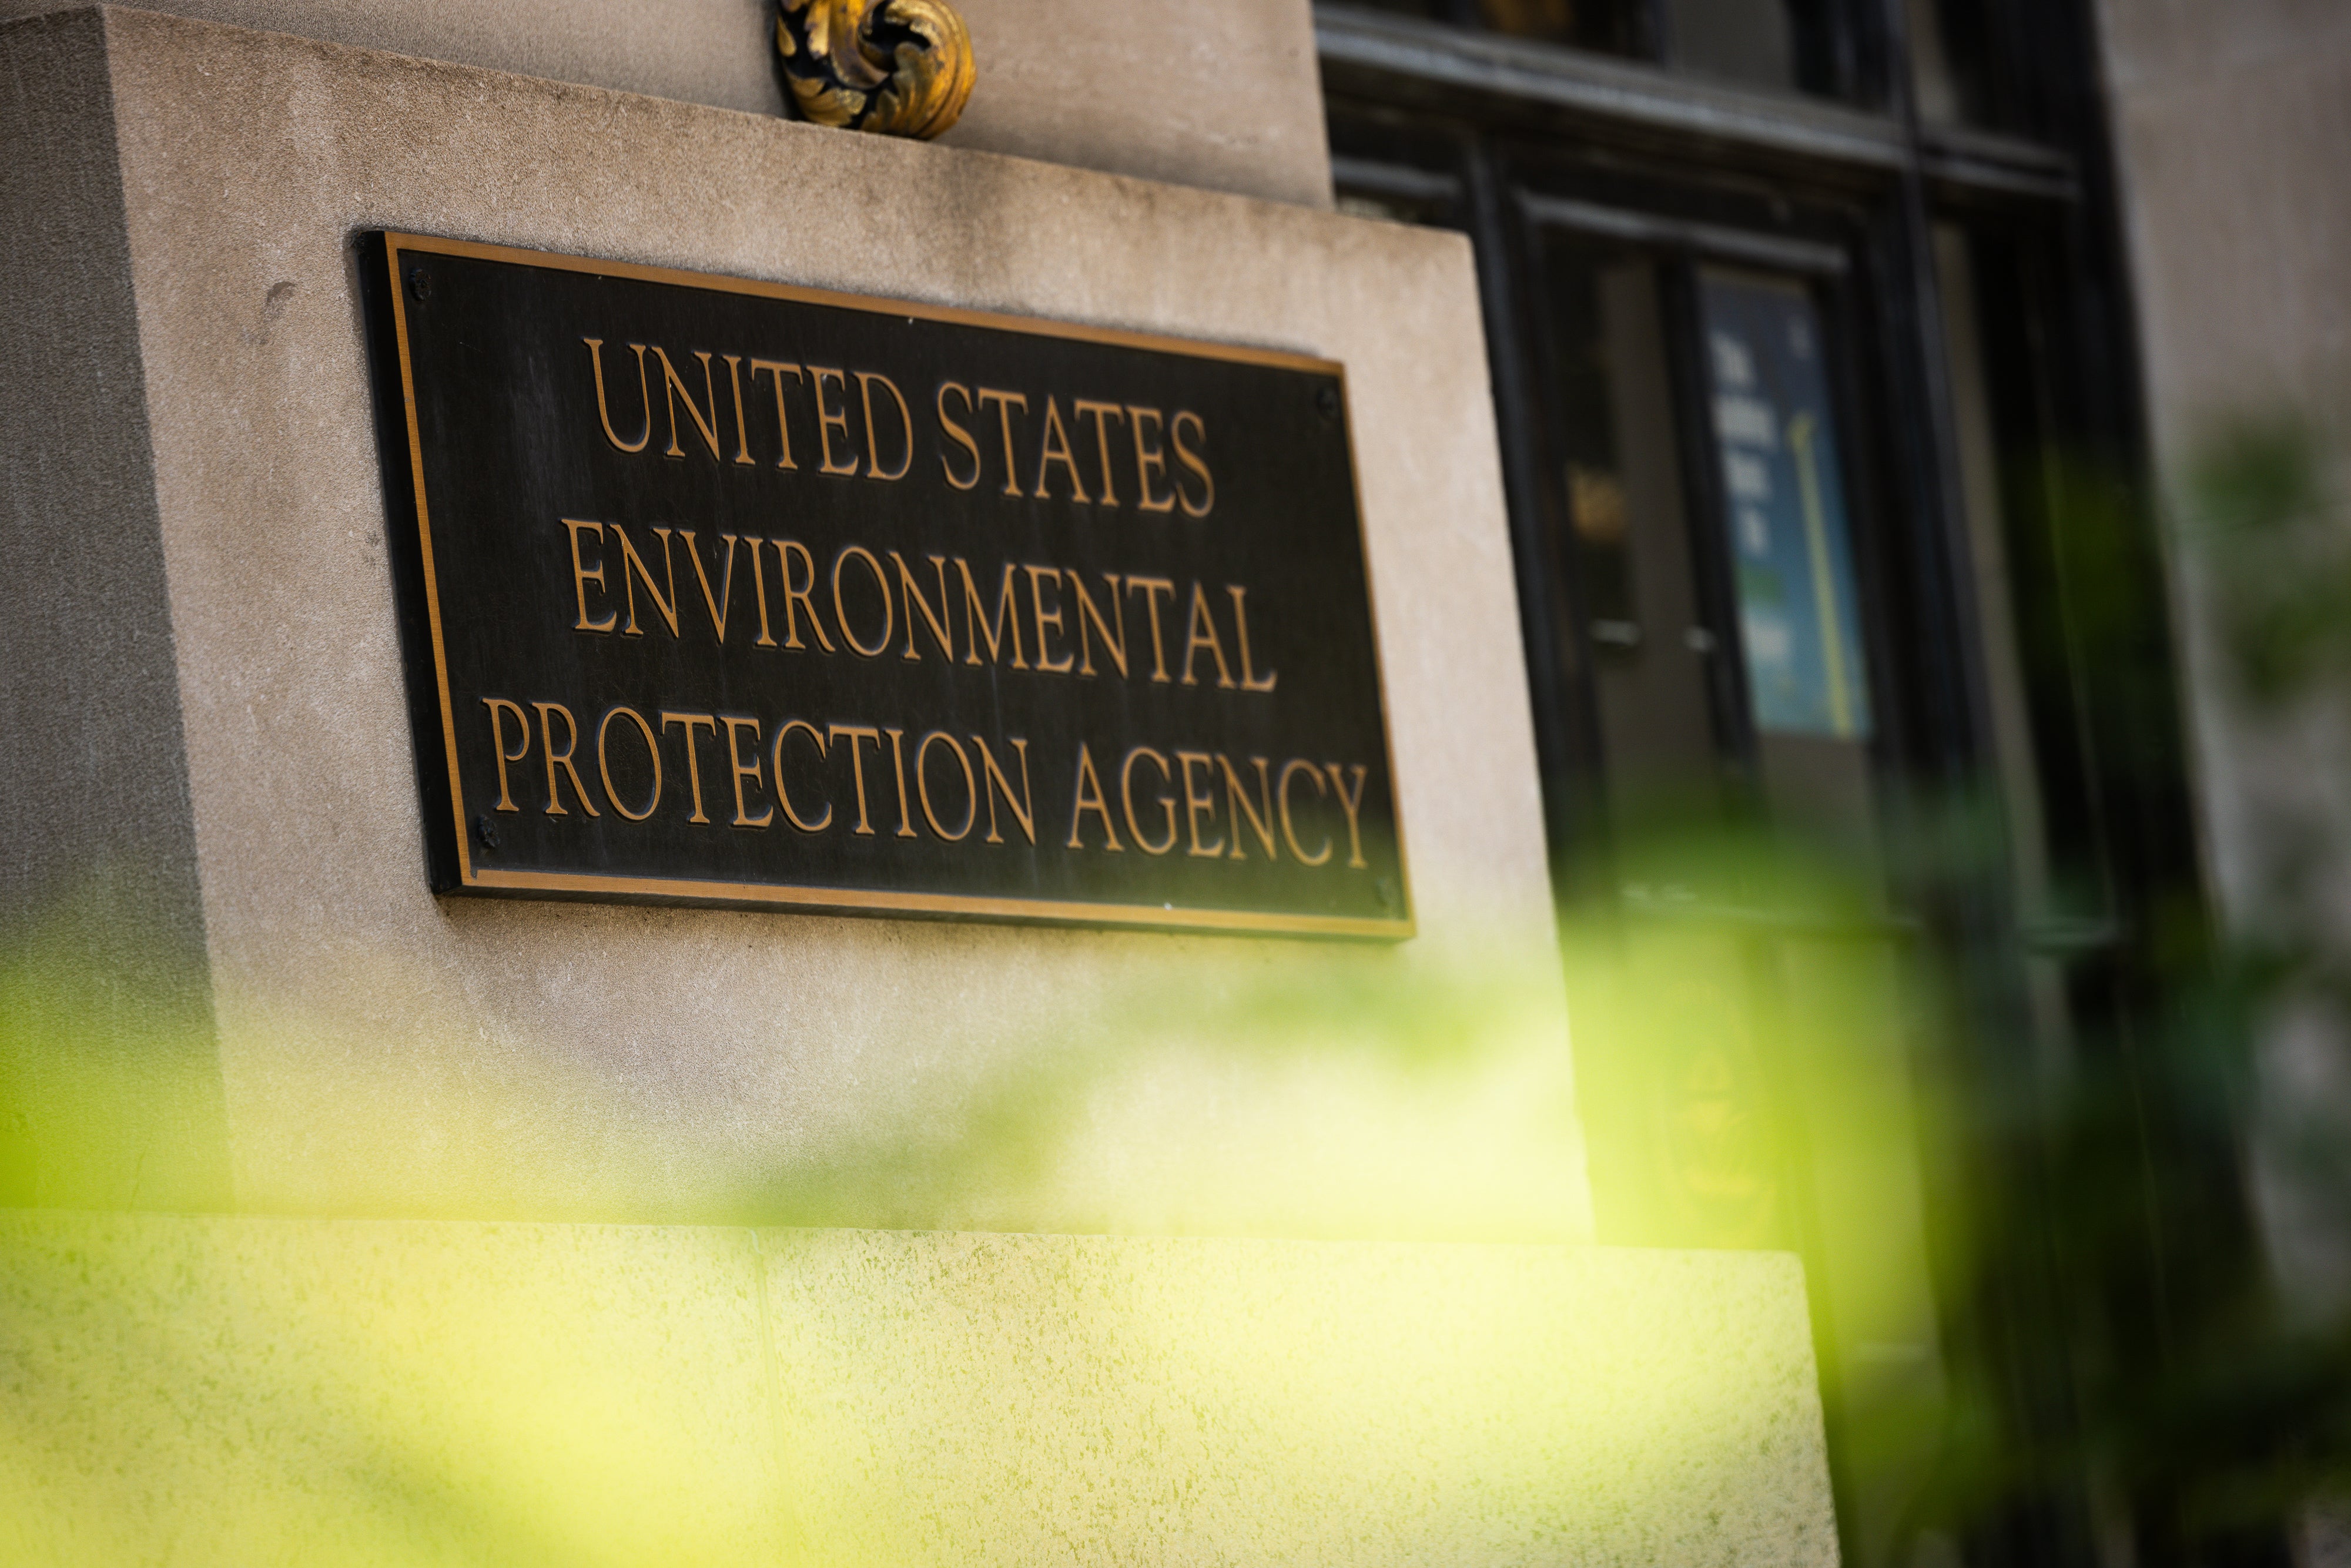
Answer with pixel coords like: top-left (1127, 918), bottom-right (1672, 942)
top-left (775, 0), bottom-right (975, 140)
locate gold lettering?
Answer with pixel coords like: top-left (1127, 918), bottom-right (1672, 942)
top-left (1279, 759), bottom-right (1331, 865)
top-left (584, 338), bottom-right (652, 454)
top-left (1180, 581), bottom-right (1235, 688)
top-left (1228, 585), bottom-right (1277, 692)
top-left (1176, 750), bottom-right (1223, 857)
top-left (722, 354), bottom-right (755, 465)
top-left (1127, 406), bottom-right (1176, 512)
top-left (1066, 572), bottom-right (1127, 678)
top-left (827, 723), bottom-right (883, 836)
top-left (614, 524), bottom-right (681, 638)
top-left (653, 346), bottom-right (723, 461)
top-left (749, 359), bottom-right (804, 470)
top-left (681, 531), bottom-right (739, 642)
top-left (1120, 746), bottom-right (1178, 856)
top-left (775, 539), bottom-right (836, 652)
top-left (832, 545), bottom-right (895, 658)
top-left (772, 719), bottom-right (832, 832)
top-left (1221, 755), bottom-right (1277, 861)
top-left (891, 551), bottom-right (956, 662)
top-left (659, 712), bottom-right (720, 824)
top-left (976, 387), bottom-right (1029, 496)
top-left (884, 726), bottom-right (917, 839)
top-left (857, 371), bottom-right (913, 481)
top-left (916, 731), bottom-right (976, 841)
top-left (563, 518), bottom-right (617, 633)
top-left (1171, 410), bottom-right (1214, 516)
top-left (1125, 576), bottom-right (1176, 683)
top-left (937, 381), bottom-right (983, 490)
top-left (1073, 400), bottom-right (1126, 505)
top-left (722, 716), bottom-right (773, 828)
top-left (957, 558), bottom-right (1027, 668)
top-left (598, 705), bottom-right (662, 821)
top-left (1032, 396), bottom-right (1090, 502)
top-left (1325, 762), bottom-right (1371, 869)
top-left (1027, 564), bottom-right (1074, 674)
top-left (747, 534), bottom-right (777, 648)
top-left (1067, 743), bottom-right (1123, 851)
top-left (533, 701), bottom-right (601, 817)
top-left (809, 366), bottom-right (860, 475)
top-left (483, 697), bottom-right (531, 812)
top-left (971, 735), bottom-right (1036, 845)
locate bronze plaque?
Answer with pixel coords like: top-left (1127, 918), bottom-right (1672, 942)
top-left (360, 232), bottom-right (1409, 938)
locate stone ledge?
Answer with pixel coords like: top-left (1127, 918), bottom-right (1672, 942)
top-left (0, 1213), bottom-right (1837, 1566)
top-left (0, 0), bottom-right (1333, 205)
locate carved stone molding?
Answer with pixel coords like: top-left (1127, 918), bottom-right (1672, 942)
top-left (775, 0), bottom-right (975, 140)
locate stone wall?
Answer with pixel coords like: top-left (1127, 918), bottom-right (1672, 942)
top-left (0, 11), bottom-right (1841, 1560)
top-left (0, 0), bottom-right (1333, 205)
top-left (0, 2), bottom-right (1579, 1237)
top-left (2099, 0), bottom-right (2351, 1309)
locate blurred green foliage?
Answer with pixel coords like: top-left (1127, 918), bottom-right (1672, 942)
top-left (9, 416), bottom-right (2351, 1566)
top-left (1924, 414), bottom-right (2351, 1562)
top-left (2192, 417), bottom-right (2351, 709)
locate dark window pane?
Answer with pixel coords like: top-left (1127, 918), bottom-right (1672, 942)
top-left (1533, 237), bottom-right (1721, 816)
top-left (1933, 223), bottom-right (2078, 1047)
top-left (1326, 105), bottom-right (1469, 228)
top-left (1475, 0), bottom-right (1643, 54)
top-left (1666, 0), bottom-right (1848, 99)
top-left (1905, 0), bottom-right (1999, 123)
top-left (1672, 0), bottom-right (1795, 89)
top-left (1905, 0), bottom-right (1962, 119)
top-left (1696, 270), bottom-right (1871, 744)
top-left (1341, 0), bottom-right (1450, 18)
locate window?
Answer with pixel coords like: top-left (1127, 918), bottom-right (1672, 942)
top-left (1329, 0), bottom-right (1854, 98)
top-left (1319, 4), bottom-right (2235, 1565)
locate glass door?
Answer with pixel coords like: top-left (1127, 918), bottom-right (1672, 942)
top-left (1508, 186), bottom-right (1948, 1568)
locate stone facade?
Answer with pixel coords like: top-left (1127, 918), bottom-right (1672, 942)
top-left (0, 6), bottom-right (1840, 1560)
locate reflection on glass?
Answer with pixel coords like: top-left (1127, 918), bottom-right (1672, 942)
top-left (1534, 240), bottom-right (1882, 867)
top-left (1697, 270), bottom-right (1871, 743)
top-left (1699, 269), bottom-right (1880, 872)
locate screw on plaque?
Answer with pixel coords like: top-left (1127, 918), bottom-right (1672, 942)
top-left (1315, 385), bottom-right (1342, 423)
top-left (407, 266), bottom-right (432, 303)
top-left (475, 814), bottom-right (500, 852)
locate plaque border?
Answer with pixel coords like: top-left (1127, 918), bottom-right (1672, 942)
top-left (371, 230), bottom-right (1414, 940)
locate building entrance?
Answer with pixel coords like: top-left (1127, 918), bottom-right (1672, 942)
top-left (1317, 2), bottom-right (2254, 1563)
